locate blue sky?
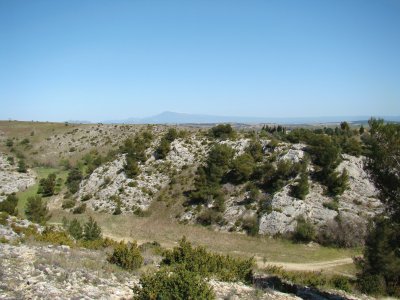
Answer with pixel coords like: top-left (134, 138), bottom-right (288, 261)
top-left (0, 0), bottom-right (399, 122)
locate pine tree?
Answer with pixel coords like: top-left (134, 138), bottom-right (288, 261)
top-left (25, 196), bottom-right (51, 225)
top-left (83, 217), bottom-right (102, 241)
top-left (68, 218), bottom-right (83, 240)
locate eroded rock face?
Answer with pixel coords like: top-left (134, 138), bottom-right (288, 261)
top-left (0, 153), bottom-right (36, 202)
top-left (259, 155), bottom-right (382, 236)
top-left (75, 137), bottom-right (209, 214)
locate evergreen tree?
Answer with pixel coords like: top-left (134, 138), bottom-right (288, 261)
top-left (68, 218), bottom-right (83, 240)
top-left (66, 168), bottom-right (83, 194)
top-left (25, 196), bottom-right (51, 225)
top-left (83, 216), bottom-right (102, 241)
top-left (17, 159), bottom-right (27, 173)
top-left (358, 119), bottom-right (400, 296)
top-left (38, 173), bottom-right (57, 197)
top-left (291, 173), bottom-right (309, 200)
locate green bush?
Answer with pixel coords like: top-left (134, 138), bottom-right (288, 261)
top-left (323, 199), bottom-right (339, 211)
top-left (357, 273), bottom-right (387, 296)
top-left (72, 203), bottom-right (86, 214)
top-left (134, 266), bottom-right (214, 300)
top-left (0, 194), bottom-right (18, 216)
top-left (68, 218), bottom-right (83, 240)
top-left (83, 216), bottom-right (102, 241)
top-left (241, 216), bottom-right (259, 236)
top-left (25, 195), bottom-right (51, 225)
top-left (17, 159), bottom-right (27, 173)
top-left (326, 169), bottom-right (349, 196)
top-left (163, 237), bottom-right (254, 283)
top-left (228, 153), bottom-right (255, 183)
top-left (293, 216), bottom-right (315, 243)
top-left (107, 241), bottom-right (143, 270)
top-left (209, 124), bottom-right (236, 140)
top-left (290, 173), bottom-right (309, 200)
top-left (155, 128), bottom-right (178, 160)
top-left (66, 168), bottom-right (83, 194)
top-left (38, 173), bottom-right (57, 197)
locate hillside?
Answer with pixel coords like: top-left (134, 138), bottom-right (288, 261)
top-left (0, 121), bottom-right (384, 299)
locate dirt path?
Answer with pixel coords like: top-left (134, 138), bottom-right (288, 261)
top-left (256, 257), bottom-right (354, 272)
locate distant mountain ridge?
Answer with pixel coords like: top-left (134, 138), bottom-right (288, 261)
top-left (103, 111), bottom-right (400, 125)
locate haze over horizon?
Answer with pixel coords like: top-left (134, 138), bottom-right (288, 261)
top-left (1, 0), bottom-right (399, 122)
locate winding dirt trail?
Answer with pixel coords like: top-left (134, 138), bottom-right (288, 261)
top-left (256, 257), bottom-right (354, 272)
top-left (101, 231), bottom-right (355, 273)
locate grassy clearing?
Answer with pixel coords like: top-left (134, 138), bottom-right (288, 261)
top-left (50, 202), bottom-right (360, 266)
top-left (17, 167), bottom-right (68, 218)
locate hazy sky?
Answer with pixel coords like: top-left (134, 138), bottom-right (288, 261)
top-left (1, 0), bottom-right (399, 122)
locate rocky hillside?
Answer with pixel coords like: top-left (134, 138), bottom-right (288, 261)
top-left (0, 153), bottom-right (35, 202)
top-left (0, 216), bottom-right (299, 300)
top-left (55, 125), bottom-right (382, 240)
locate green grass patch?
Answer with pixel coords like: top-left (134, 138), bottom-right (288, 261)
top-left (17, 167), bottom-right (68, 218)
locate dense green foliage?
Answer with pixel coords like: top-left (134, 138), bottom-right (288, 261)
top-left (134, 266), bottom-right (214, 300)
top-left (163, 237), bottom-right (254, 283)
top-left (38, 173), bottom-right (57, 197)
top-left (209, 124), bottom-right (236, 140)
top-left (67, 218), bottom-right (83, 240)
top-left (0, 194), bottom-right (18, 216)
top-left (261, 160), bottom-right (301, 193)
top-left (190, 144), bottom-right (234, 206)
top-left (121, 131), bottom-right (153, 178)
top-left (293, 216), bottom-right (315, 242)
top-left (17, 159), bottom-right (27, 173)
top-left (228, 153), bottom-right (255, 183)
top-left (25, 195), bottom-right (51, 225)
top-left (66, 168), bottom-right (83, 194)
top-left (357, 119), bottom-right (400, 297)
top-left (107, 241), bottom-right (143, 270)
top-left (155, 128), bottom-right (178, 159)
top-left (290, 173), bottom-right (309, 200)
top-left (83, 216), bottom-right (102, 241)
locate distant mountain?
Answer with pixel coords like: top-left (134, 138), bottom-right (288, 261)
top-left (103, 111), bottom-right (400, 125)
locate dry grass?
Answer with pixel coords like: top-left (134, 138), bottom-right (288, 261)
top-left (49, 202), bottom-right (359, 267)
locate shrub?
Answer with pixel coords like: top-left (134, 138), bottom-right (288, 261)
top-left (134, 266), bottom-right (214, 300)
top-left (197, 209), bottom-right (222, 226)
top-left (108, 241), bottom-right (143, 270)
top-left (0, 194), bottom-right (18, 216)
top-left (66, 168), bottom-right (83, 194)
top-left (241, 216), bottom-right (259, 236)
top-left (293, 216), bottom-right (315, 242)
top-left (62, 199), bottom-right (76, 209)
top-left (17, 159), bottom-right (27, 173)
top-left (81, 194), bottom-right (92, 201)
top-left (323, 199), bottom-right (339, 211)
top-left (36, 227), bottom-right (74, 246)
top-left (209, 124), bottom-right (235, 140)
top-left (228, 153), bottom-right (255, 183)
top-left (25, 195), bottom-right (51, 225)
top-left (72, 203), bottom-right (86, 214)
top-left (326, 169), bottom-right (349, 196)
top-left (290, 173), bottom-right (309, 200)
top-left (38, 173), bottom-right (57, 197)
top-left (124, 156), bottom-right (140, 178)
top-left (357, 273), bottom-right (387, 296)
top-left (317, 216), bottom-right (366, 248)
top-left (68, 218), bottom-right (83, 240)
top-left (83, 217), bottom-right (102, 241)
top-left (162, 237), bottom-right (254, 283)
